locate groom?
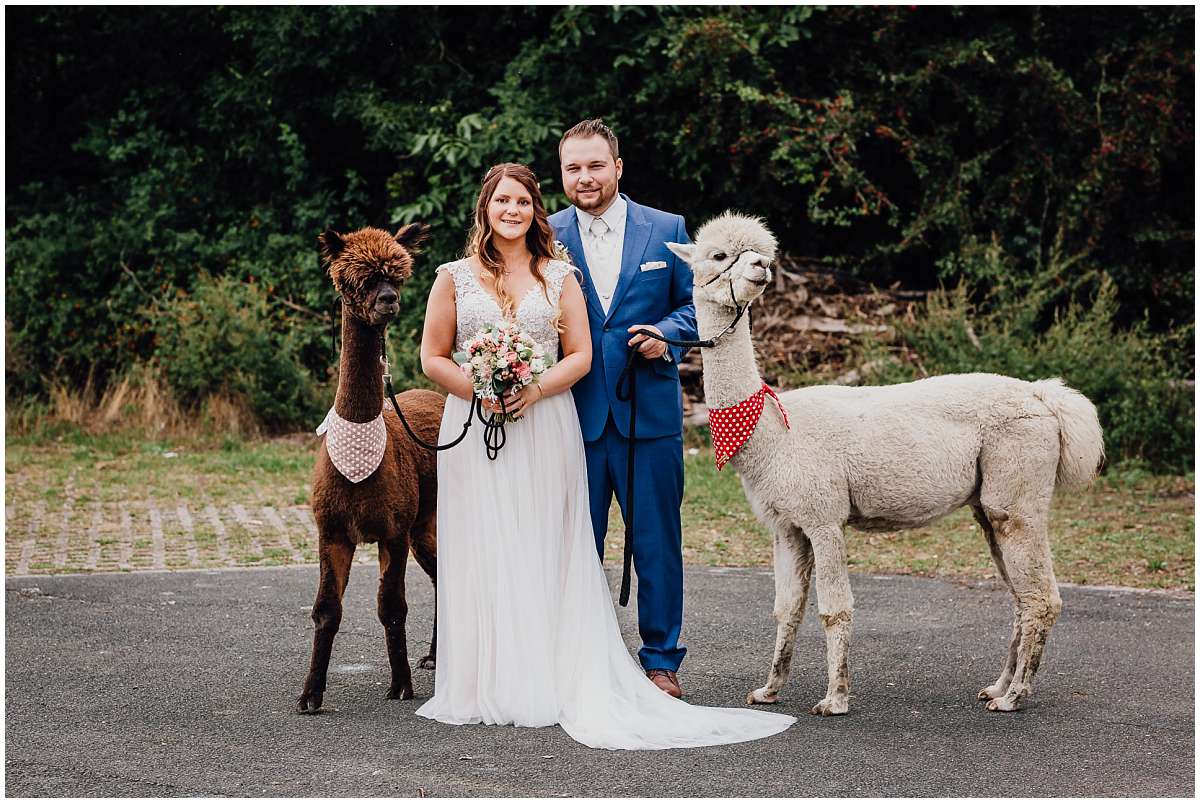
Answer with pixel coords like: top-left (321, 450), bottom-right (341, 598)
top-left (549, 119), bottom-right (698, 699)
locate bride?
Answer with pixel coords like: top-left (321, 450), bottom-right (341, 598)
top-left (415, 162), bottom-right (794, 750)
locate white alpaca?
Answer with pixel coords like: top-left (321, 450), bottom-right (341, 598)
top-left (667, 213), bottom-right (1104, 715)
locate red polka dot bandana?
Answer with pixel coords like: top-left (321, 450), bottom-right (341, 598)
top-left (316, 406), bottom-right (387, 483)
top-left (708, 383), bottom-right (790, 471)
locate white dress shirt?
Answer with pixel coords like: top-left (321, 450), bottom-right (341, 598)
top-left (575, 195), bottom-right (627, 314)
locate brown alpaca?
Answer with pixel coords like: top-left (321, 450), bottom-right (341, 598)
top-left (298, 224), bottom-right (443, 714)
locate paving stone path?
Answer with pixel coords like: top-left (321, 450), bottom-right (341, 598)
top-left (2, 496), bottom-right (374, 575)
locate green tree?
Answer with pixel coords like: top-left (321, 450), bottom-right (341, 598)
top-left (5, 6), bottom-right (1192, 468)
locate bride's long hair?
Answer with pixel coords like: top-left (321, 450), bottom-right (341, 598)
top-left (464, 163), bottom-right (564, 330)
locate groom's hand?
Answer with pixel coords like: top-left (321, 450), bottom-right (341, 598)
top-left (627, 325), bottom-right (667, 359)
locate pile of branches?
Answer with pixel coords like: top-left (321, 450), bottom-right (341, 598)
top-left (679, 255), bottom-right (925, 422)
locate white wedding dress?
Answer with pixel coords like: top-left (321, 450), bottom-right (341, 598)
top-left (415, 258), bottom-right (795, 750)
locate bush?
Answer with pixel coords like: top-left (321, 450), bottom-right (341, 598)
top-left (144, 274), bottom-right (326, 431)
top-left (865, 268), bottom-right (1194, 472)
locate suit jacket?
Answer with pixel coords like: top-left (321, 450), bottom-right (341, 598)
top-left (550, 193), bottom-right (697, 441)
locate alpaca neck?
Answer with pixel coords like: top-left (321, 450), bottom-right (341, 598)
top-left (334, 315), bottom-right (385, 422)
top-left (696, 298), bottom-right (764, 409)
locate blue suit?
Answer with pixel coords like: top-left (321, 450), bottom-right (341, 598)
top-left (550, 194), bottom-right (697, 672)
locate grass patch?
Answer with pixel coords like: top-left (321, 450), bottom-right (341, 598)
top-left (5, 429), bottom-right (316, 509)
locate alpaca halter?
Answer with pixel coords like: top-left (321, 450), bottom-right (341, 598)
top-left (316, 406), bottom-right (387, 483)
top-left (708, 383), bottom-right (790, 471)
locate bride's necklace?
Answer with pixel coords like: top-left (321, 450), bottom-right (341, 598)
top-left (498, 250), bottom-right (533, 277)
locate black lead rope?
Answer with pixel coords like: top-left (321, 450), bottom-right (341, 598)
top-left (615, 348), bottom-right (640, 607)
top-left (383, 368), bottom-right (477, 452)
top-left (377, 330), bottom-right (509, 460)
top-left (612, 266), bottom-right (754, 607)
top-left (474, 391), bottom-right (509, 461)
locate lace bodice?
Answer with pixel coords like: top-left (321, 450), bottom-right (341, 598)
top-left (437, 258), bottom-right (574, 354)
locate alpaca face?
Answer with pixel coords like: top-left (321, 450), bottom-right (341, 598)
top-left (319, 224), bottom-right (430, 325)
top-left (666, 212), bottom-right (778, 309)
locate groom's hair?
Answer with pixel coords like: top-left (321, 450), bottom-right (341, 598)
top-left (559, 118), bottom-right (619, 162)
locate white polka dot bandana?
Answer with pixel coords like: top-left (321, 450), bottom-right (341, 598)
top-left (708, 383), bottom-right (790, 471)
top-left (315, 406), bottom-right (387, 483)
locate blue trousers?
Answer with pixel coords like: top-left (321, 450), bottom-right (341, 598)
top-left (584, 415), bottom-right (687, 672)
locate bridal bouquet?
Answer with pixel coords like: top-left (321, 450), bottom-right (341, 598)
top-left (453, 321), bottom-right (552, 421)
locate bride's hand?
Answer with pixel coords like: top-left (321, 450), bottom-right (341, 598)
top-left (481, 396), bottom-right (506, 415)
top-left (502, 384), bottom-right (545, 419)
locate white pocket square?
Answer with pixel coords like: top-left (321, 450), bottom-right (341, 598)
top-left (640, 261), bottom-right (668, 272)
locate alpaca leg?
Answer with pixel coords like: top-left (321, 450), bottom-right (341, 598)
top-left (808, 524), bottom-right (853, 716)
top-left (378, 538), bottom-right (414, 701)
top-left (408, 512), bottom-right (437, 670)
top-left (748, 527), bottom-right (814, 705)
top-left (985, 523), bottom-right (1061, 712)
top-left (974, 418), bottom-right (1061, 712)
top-left (298, 537), bottom-right (355, 714)
top-left (972, 505), bottom-right (1020, 701)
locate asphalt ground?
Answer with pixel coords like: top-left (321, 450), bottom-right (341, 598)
top-left (4, 565), bottom-right (1194, 797)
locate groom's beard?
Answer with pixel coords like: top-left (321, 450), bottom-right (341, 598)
top-left (571, 183), bottom-right (617, 213)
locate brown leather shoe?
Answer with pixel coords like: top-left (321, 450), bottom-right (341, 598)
top-left (647, 669), bottom-right (683, 699)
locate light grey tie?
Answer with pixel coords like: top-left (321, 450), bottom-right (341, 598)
top-left (588, 216), bottom-right (616, 305)
top-left (589, 216), bottom-right (609, 242)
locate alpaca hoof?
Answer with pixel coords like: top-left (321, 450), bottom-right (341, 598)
top-left (385, 685), bottom-right (414, 701)
top-left (810, 696), bottom-right (848, 716)
top-left (747, 687), bottom-right (778, 705)
top-left (297, 694), bottom-right (323, 715)
top-left (977, 683), bottom-right (1006, 701)
top-left (418, 655), bottom-right (436, 670)
top-left (986, 696), bottom-right (1020, 713)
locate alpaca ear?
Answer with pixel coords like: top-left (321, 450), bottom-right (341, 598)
top-left (318, 229), bottom-right (345, 265)
top-left (666, 242), bottom-right (696, 264)
top-left (395, 223), bottom-right (431, 253)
